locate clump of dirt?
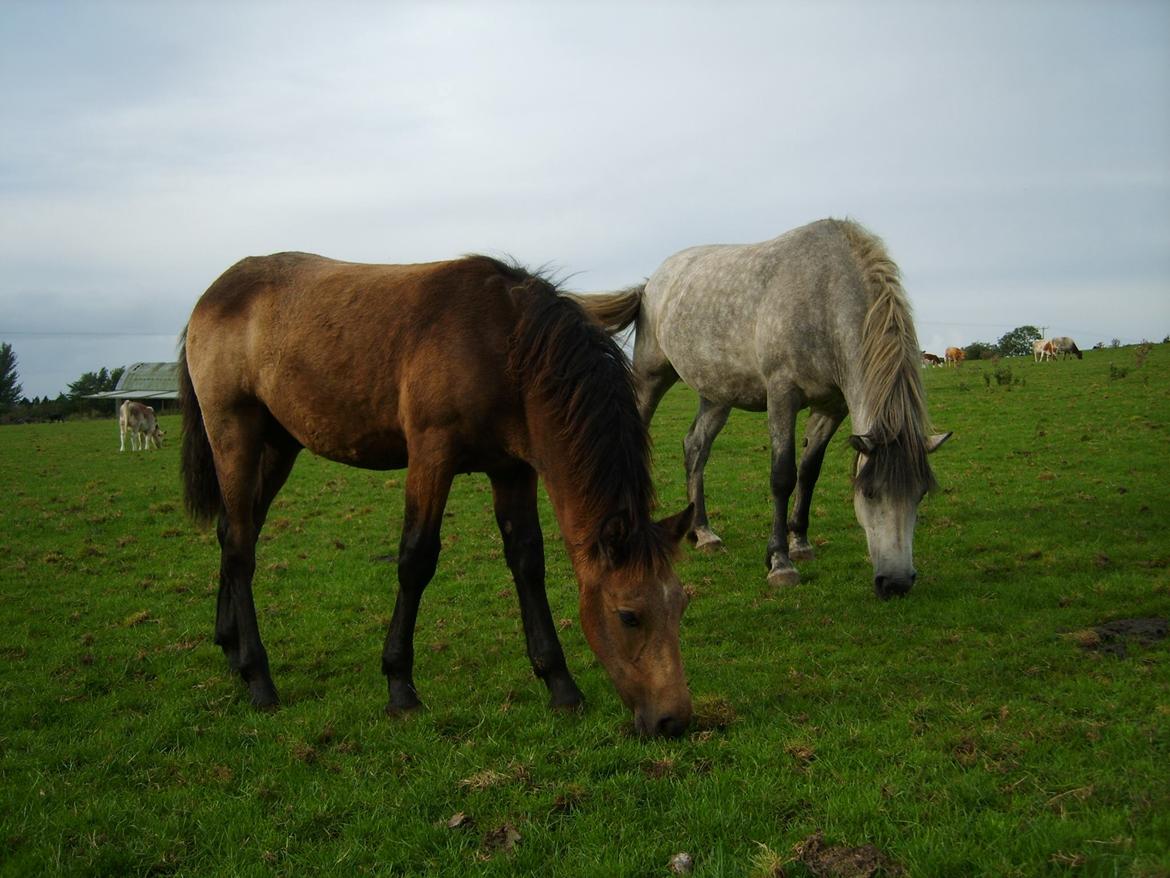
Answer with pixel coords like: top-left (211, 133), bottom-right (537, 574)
top-left (792, 831), bottom-right (903, 878)
top-left (1070, 617), bottom-right (1167, 658)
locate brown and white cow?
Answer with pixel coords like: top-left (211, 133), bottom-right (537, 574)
top-left (119, 400), bottom-right (165, 451)
top-left (1033, 338), bottom-right (1056, 362)
top-left (921, 351), bottom-right (943, 367)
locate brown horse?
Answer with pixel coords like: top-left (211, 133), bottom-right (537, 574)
top-left (945, 346), bottom-right (966, 367)
top-left (180, 253), bottom-right (694, 736)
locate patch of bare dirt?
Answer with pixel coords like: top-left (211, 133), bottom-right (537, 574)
top-left (793, 831), bottom-right (904, 878)
top-left (1070, 617), bottom-right (1167, 658)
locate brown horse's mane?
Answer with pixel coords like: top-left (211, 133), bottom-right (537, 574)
top-left (493, 257), bottom-right (671, 571)
top-left (839, 221), bottom-right (939, 501)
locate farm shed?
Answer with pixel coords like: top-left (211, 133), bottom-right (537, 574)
top-left (87, 361), bottom-right (180, 413)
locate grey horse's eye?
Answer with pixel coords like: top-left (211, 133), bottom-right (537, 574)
top-left (618, 610), bottom-right (640, 628)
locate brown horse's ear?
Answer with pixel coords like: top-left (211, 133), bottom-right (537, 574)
top-left (926, 431), bottom-right (953, 453)
top-left (849, 434), bottom-right (876, 454)
top-left (656, 503), bottom-right (695, 545)
top-left (598, 513), bottom-right (630, 568)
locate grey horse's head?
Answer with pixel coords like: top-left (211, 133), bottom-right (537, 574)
top-left (849, 431), bottom-right (952, 599)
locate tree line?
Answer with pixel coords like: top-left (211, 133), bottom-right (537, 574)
top-left (0, 342), bottom-right (125, 423)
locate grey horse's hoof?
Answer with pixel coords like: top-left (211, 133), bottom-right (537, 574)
top-left (788, 538), bottom-right (816, 562)
top-left (692, 529), bottom-right (724, 553)
top-left (767, 565), bottom-right (801, 587)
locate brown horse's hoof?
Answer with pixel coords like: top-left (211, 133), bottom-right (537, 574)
top-left (248, 681), bottom-right (279, 711)
top-left (767, 566), bottom-right (801, 588)
top-left (385, 699), bottom-right (423, 717)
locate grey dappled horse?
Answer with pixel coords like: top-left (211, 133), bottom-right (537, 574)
top-left (575, 219), bottom-right (951, 599)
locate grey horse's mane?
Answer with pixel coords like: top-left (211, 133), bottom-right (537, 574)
top-left (841, 220), bottom-right (938, 497)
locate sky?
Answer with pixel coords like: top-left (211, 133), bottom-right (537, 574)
top-left (1, 1), bottom-right (1168, 399)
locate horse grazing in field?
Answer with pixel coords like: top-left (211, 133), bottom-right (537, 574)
top-left (1033, 339), bottom-right (1055, 363)
top-left (1051, 336), bottom-right (1082, 359)
top-left (180, 253), bottom-right (694, 737)
top-left (921, 352), bottom-right (943, 367)
top-left (573, 219), bottom-right (951, 599)
top-left (944, 347), bottom-right (965, 367)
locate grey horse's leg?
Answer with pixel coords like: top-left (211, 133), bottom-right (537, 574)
top-left (787, 407), bottom-right (845, 562)
top-left (765, 387), bottom-right (803, 586)
top-left (682, 397), bottom-right (731, 551)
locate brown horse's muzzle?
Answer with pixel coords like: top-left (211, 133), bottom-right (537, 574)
top-left (634, 690), bottom-right (693, 738)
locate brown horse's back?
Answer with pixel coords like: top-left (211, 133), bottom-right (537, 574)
top-left (185, 253), bottom-right (525, 471)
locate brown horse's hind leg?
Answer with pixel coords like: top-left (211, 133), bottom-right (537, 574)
top-left (491, 465), bottom-right (584, 711)
top-left (682, 397), bottom-right (730, 552)
top-left (214, 439), bottom-right (300, 675)
top-left (787, 408), bottom-right (845, 562)
top-left (208, 409), bottom-right (281, 709)
top-left (382, 451), bottom-right (456, 714)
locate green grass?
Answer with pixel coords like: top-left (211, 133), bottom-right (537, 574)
top-left (2, 345), bottom-right (1168, 877)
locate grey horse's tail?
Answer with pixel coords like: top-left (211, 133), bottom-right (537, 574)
top-left (564, 284), bottom-right (645, 335)
top-left (178, 329), bottom-right (222, 525)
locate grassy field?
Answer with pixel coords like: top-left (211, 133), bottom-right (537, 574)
top-left (2, 344), bottom-right (1168, 877)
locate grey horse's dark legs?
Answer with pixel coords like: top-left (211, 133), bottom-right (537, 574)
top-left (787, 408), bottom-right (845, 561)
top-left (765, 388), bottom-right (803, 586)
top-left (682, 398), bottom-right (731, 550)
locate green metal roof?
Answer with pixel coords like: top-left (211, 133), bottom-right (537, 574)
top-left (87, 362), bottom-right (179, 400)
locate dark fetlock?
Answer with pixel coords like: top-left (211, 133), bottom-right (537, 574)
top-left (546, 675), bottom-right (585, 712)
top-left (386, 679), bottom-right (422, 715)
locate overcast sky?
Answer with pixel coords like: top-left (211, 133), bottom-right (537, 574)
top-left (2, 1), bottom-right (1168, 398)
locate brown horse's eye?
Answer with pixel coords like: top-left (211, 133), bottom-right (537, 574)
top-left (618, 610), bottom-right (640, 629)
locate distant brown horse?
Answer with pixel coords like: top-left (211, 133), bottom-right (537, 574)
top-left (945, 346), bottom-right (966, 367)
top-left (180, 253), bottom-right (694, 736)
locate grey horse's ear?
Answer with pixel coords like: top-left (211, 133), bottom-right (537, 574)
top-left (849, 434), bottom-right (876, 454)
top-left (598, 513), bottom-right (630, 568)
top-left (926, 431), bottom-right (953, 453)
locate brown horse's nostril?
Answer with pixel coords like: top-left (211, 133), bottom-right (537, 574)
top-left (655, 714), bottom-right (689, 738)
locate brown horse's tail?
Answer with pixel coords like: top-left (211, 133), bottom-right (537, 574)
top-left (178, 330), bottom-right (221, 525)
top-left (564, 284), bottom-right (645, 335)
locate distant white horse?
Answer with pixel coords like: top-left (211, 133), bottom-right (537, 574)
top-left (574, 219), bottom-right (951, 598)
top-left (119, 400), bottom-right (165, 451)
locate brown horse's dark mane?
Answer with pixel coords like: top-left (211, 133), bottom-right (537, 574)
top-left (490, 257), bottom-right (671, 571)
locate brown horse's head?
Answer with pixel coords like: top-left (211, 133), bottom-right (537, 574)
top-left (577, 505), bottom-right (694, 737)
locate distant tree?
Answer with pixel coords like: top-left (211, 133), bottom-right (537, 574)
top-left (0, 343), bottom-right (22, 412)
top-left (65, 365), bottom-right (125, 413)
top-left (964, 340), bottom-right (998, 361)
top-left (67, 366), bottom-right (124, 400)
top-left (996, 325), bottom-right (1042, 358)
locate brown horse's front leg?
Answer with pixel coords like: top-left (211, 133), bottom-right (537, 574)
top-left (491, 467), bottom-right (583, 711)
top-left (382, 458), bottom-right (454, 714)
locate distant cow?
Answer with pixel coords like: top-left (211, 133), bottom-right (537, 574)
top-left (921, 352), bottom-right (943, 367)
top-left (945, 346), bottom-right (966, 367)
top-left (119, 400), bottom-right (165, 451)
top-left (1051, 336), bottom-right (1082, 360)
top-left (1033, 338), bottom-right (1056, 363)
